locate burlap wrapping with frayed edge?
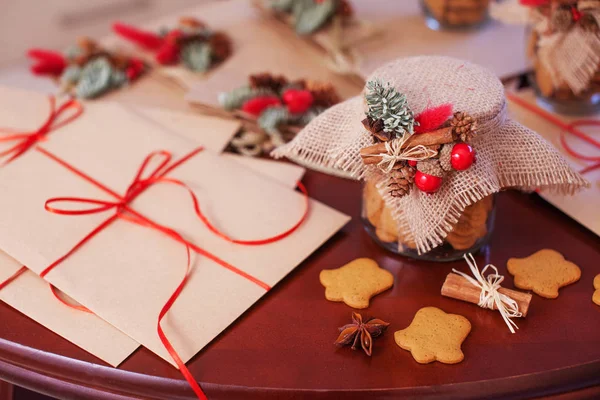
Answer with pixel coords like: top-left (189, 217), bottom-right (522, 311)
top-left (273, 56), bottom-right (588, 254)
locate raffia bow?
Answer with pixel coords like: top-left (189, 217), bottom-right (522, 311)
top-left (376, 135), bottom-right (439, 173)
top-left (453, 254), bottom-right (522, 333)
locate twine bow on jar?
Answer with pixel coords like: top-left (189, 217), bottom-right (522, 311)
top-left (376, 135), bottom-right (439, 173)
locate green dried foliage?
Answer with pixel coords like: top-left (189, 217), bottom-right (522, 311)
top-left (364, 80), bottom-right (417, 137)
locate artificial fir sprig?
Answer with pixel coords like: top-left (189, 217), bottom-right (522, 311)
top-left (365, 80), bottom-right (418, 137)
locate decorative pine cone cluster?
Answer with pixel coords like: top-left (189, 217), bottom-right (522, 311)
top-left (209, 32), bottom-right (233, 62)
top-left (250, 73), bottom-right (289, 93)
top-left (450, 112), bottom-right (477, 143)
top-left (360, 97), bottom-right (478, 198)
top-left (388, 162), bottom-right (416, 197)
top-left (304, 80), bottom-right (341, 108)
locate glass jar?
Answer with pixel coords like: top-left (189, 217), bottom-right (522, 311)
top-left (362, 181), bottom-right (496, 262)
top-left (528, 30), bottom-right (600, 115)
top-left (420, 0), bottom-right (490, 31)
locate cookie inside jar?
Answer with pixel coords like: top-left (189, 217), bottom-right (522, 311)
top-left (421, 0), bottom-right (491, 31)
top-left (362, 180), bottom-right (495, 261)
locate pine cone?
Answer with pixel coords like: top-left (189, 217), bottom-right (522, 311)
top-left (76, 37), bottom-right (98, 54)
top-left (304, 80), bottom-right (341, 108)
top-left (336, 0), bottom-right (354, 17)
top-left (551, 9), bottom-right (573, 31)
top-left (209, 32), bottom-right (232, 61)
top-left (417, 159), bottom-right (444, 178)
top-left (451, 112), bottom-right (477, 143)
top-left (439, 143), bottom-right (453, 172)
top-left (249, 72), bottom-right (289, 93)
top-left (361, 117), bottom-right (392, 142)
top-left (388, 163), bottom-right (416, 198)
top-left (179, 17), bottom-right (206, 29)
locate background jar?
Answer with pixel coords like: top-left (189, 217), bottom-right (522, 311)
top-left (361, 181), bottom-right (496, 262)
top-left (527, 29), bottom-right (600, 115)
top-left (420, 0), bottom-right (491, 31)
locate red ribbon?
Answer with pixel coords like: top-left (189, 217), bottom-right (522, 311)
top-left (0, 266), bottom-right (28, 291)
top-left (0, 96), bottom-right (84, 308)
top-left (0, 96), bottom-right (83, 165)
top-left (506, 92), bottom-right (600, 176)
top-left (32, 145), bottom-right (309, 399)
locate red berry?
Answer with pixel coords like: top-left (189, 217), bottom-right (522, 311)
top-left (408, 160), bottom-right (417, 167)
top-left (451, 143), bottom-right (475, 171)
top-left (126, 58), bottom-right (145, 80)
top-left (414, 170), bottom-right (443, 194)
top-left (155, 42), bottom-right (180, 65)
top-left (241, 96), bottom-right (282, 116)
top-left (282, 89), bottom-right (314, 114)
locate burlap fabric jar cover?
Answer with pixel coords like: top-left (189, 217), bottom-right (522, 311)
top-left (273, 56), bottom-right (588, 259)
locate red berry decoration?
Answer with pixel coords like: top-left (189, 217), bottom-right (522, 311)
top-left (126, 58), bottom-right (145, 81)
top-left (241, 96), bottom-right (282, 116)
top-left (414, 170), bottom-right (443, 194)
top-left (408, 160), bottom-right (417, 167)
top-left (450, 143), bottom-right (475, 171)
top-left (282, 89), bottom-right (314, 114)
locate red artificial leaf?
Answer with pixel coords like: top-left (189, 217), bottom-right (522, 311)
top-left (519, 0), bottom-right (549, 6)
top-left (27, 49), bottom-right (66, 64)
top-left (155, 42), bottom-right (180, 65)
top-left (113, 22), bottom-right (164, 50)
top-left (414, 103), bottom-right (453, 134)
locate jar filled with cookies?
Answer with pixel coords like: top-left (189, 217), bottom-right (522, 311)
top-left (274, 56), bottom-right (586, 262)
top-left (421, 0), bottom-right (491, 30)
top-left (524, 1), bottom-right (600, 114)
top-left (362, 181), bottom-right (495, 261)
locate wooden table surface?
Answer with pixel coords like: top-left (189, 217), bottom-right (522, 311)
top-left (1, 1), bottom-right (599, 397)
top-left (0, 169), bottom-right (599, 399)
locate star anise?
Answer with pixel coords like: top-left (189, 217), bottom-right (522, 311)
top-left (334, 312), bottom-right (389, 356)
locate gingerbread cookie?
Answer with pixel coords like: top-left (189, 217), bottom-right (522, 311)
top-left (507, 249), bottom-right (581, 299)
top-left (319, 258), bottom-right (393, 309)
top-left (394, 307), bottom-right (471, 364)
top-left (593, 275), bottom-right (600, 306)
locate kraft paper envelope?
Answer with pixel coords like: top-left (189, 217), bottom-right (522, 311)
top-left (0, 152), bottom-right (304, 367)
top-left (349, 0), bottom-right (529, 80)
top-left (181, 0), bottom-right (360, 107)
top-left (0, 87), bottom-right (302, 366)
top-left (129, 105), bottom-right (306, 187)
top-left (0, 104), bottom-right (350, 366)
top-left (0, 254), bottom-right (139, 367)
top-left (104, 0), bottom-right (360, 97)
top-left (507, 90), bottom-right (600, 237)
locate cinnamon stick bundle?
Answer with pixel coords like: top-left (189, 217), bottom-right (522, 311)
top-left (360, 127), bottom-right (453, 165)
top-left (441, 273), bottom-right (532, 317)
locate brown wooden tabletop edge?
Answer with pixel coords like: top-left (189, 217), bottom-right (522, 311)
top-left (1, 338), bottom-right (599, 399)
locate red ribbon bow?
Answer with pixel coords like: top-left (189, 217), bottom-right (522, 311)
top-left (0, 96), bottom-right (83, 165)
top-left (33, 145), bottom-right (308, 400)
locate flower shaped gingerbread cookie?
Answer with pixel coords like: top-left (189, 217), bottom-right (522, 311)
top-left (394, 307), bottom-right (471, 364)
top-left (507, 249), bottom-right (581, 299)
top-left (593, 275), bottom-right (600, 306)
top-left (319, 258), bottom-right (393, 309)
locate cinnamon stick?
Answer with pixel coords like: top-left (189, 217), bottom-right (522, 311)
top-left (441, 273), bottom-right (532, 317)
top-left (360, 127), bottom-right (453, 165)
